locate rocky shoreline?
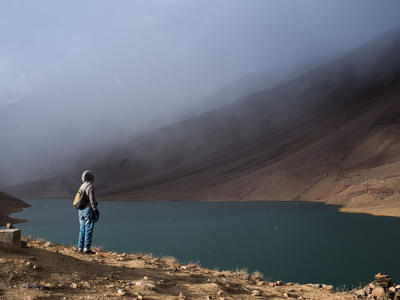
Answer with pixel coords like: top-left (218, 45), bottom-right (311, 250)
top-left (0, 237), bottom-right (365, 300)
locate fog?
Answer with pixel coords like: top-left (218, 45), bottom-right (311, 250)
top-left (1, 0), bottom-right (400, 186)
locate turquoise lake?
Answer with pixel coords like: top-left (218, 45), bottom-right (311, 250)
top-left (11, 199), bottom-right (400, 289)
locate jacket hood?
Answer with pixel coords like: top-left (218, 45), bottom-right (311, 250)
top-left (81, 170), bottom-right (94, 183)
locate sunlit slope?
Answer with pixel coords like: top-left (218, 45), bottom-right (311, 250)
top-left (10, 25), bottom-right (400, 216)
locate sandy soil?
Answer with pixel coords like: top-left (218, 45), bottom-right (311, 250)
top-left (0, 238), bottom-right (356, 300)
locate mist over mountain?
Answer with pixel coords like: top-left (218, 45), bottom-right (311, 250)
top-left (8, 23), bottom-right (400, 219)
top-left (1, 1), bottom-right (400, 186)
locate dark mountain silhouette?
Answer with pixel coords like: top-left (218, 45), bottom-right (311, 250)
top-left (0, 191), bottom-right (29, 226)
top-left (8, 24), bottom-right (400, 216)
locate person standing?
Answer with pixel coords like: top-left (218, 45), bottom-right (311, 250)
top-left (76, 170), bottom-right (99, 254)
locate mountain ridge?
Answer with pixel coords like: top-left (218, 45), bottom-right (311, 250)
top-left (7, 24), bottom-right (400, 217)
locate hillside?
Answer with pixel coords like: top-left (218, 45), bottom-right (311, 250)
top-left (8, 25), bottom-right (400, 217)
top-left (0, 237), bottom-right (360, 299)
top-left (0, 191), bottom-right (29, 226)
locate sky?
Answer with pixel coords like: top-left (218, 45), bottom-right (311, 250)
top-left (1, 0), bottom-right (400, 185)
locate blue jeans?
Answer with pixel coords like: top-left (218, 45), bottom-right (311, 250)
top-left (78, 207), bottom-right (95, 251)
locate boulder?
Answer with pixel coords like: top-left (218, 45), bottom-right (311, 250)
top-left (375, 273), bottom-right (393, 289)
top-left (371, 286), bottom-right (385, 300)
top-left (0, 228), bottom-right (21, 250)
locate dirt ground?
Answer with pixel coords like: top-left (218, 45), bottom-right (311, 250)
top-left (0, 238), bottom-right (358, 300)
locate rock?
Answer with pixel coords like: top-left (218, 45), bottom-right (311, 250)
top-left (143, 276), bottom-right (149, 280)
top-left (371, 286), bottom-right (385, 300)
top-left (217, 290), bottom-right (223, 296)
top-left (283, 292), bottom-right (298, 298)
top-left (256, 280), bottom-right (264, 286)
top-left (276, 281), bottom-right (283, 286)
top-left (353, 290), bottom-right (366, 297)
top-left (179, 291), bottom-right (185, 299)
top-left (395, 290), bottom-right (400, 300)
top-left (134, 280), bottom-right (155, 290)
top-left (251, 289), bottom-right (261, 296)
top-left (374, 273), bottom-right (393, 289)
top-left (25, 282), bottom-right (48, 290)
top-left (71, 282), bottom-right (78, 289)
top-left (117, 289), bottom-right (126, 296)
top-left (0, 228), bottom-right (21, 250)
top-left (43, 241), bottom-right (52, 248)
top-left (369, 283), bottom-right (376, 289)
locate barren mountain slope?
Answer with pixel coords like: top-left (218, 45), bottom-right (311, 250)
top-left (8, 25), bottom-right (400, 216)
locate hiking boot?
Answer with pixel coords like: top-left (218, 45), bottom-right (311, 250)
top-left (84, 249), bottom-right (96, 255)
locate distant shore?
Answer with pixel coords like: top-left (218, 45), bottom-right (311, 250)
top-left (0, 191), bottom-right (30, 227)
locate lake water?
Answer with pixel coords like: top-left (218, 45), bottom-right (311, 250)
top-left (11, 199), bottom-right (400, 288)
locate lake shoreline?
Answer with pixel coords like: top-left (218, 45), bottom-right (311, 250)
top-left (1, 237), bottom-right (365, 299)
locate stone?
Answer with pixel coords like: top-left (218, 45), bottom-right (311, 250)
top-left (117, 289), bottom-right (126, 296)
top-left (371, 286), bottom-right (385, 300)
top-left (0, 228), bottom-right (21, 250)
top-left (71, 282), bottom-right (78, 289)
top-left (251, 289), bottom-right (261, 296)
top-left (276, 281), bottom-right (283, 286)
top-left (283, 292), bottom-right (298, 298)
top-left (43, 241), bottom-right (52, 248)
top-left (374, 273), bottom-right (393, 289)
top-left (368, 283), bottom-right (376, 289)
top-left (179, 291), bottom-right (185, 299)
top-left (323, 284), bottom-right (334, 291)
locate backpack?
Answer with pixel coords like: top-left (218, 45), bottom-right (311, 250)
top-left (73, 186), bottom-right (89, 209)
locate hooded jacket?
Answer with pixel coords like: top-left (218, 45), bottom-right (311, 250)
top-left (80, 170), bottom-right (97, 210)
